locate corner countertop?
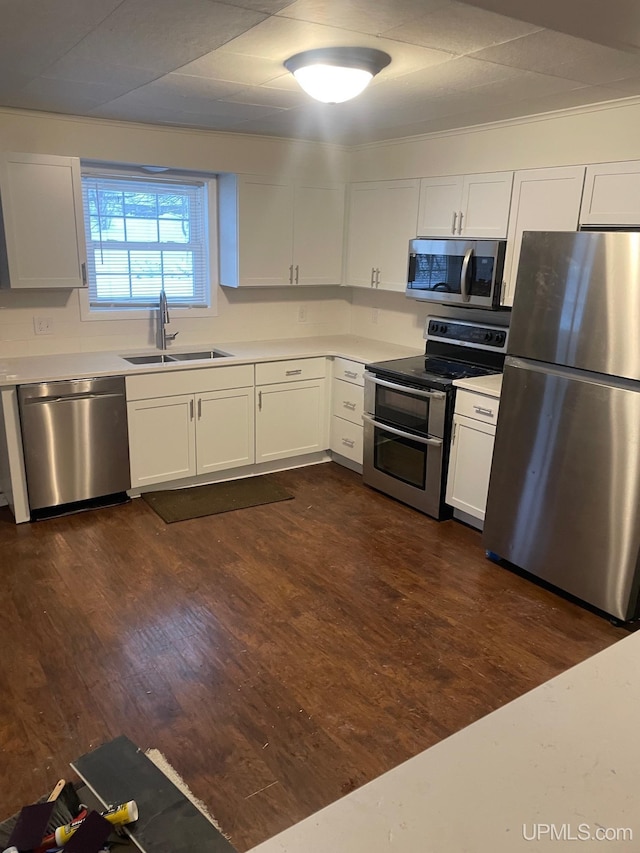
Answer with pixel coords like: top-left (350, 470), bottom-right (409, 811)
top-left (247, 630), bottom-right (637, 853)
top-left (0, 336), bottom-right (423, 388)
top-left (453, 372), bottom-right (502, 396)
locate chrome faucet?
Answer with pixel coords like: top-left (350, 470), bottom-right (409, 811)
top-left (157, 287), bottom-right (179, 350)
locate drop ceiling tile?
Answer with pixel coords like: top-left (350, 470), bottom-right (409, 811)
top-left (175, 52), bottom-right (284, 86)
top-left (58, 0), bottom-right (268, 74)
top-left (467, 66), bottom-right (585, 101)
top-left (216, 15), bottom-right (454, 77)
top-left (470, 29), bottom-right (640, 85)
top-left (384, 1), bottom-right (541, 55)
top-left (142, 74), bottom-right (246, 104)
top-left (43, 55), bottom-right (160, 89)
top-left (225, 85), bottom-right (308, 109)
top-left (389, 56), bottom-right (517, 97)
top-left (607, 75), bottom-right (640, 94)
top-left (0, 0), bottom-right (124, 76)
top-left (276, 0), bottom-right (449, 37)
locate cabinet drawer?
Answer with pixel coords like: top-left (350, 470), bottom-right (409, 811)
top-left (330, 416), bottom-right (363, 463)
top-left (126, 364), bottom-right (254, 401)
top-left (333, 356), bottom-right (365, 386)
top-left (454, 388), bottom-right (500, 425)
top-left (255, 357), bottom-right (326, 385)
top-left (332, 378), bottom-right (363, 425)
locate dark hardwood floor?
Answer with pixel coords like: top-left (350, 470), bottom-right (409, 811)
top-left (0, 462), bottom-right (626, 850)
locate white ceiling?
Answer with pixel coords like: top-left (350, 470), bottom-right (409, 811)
top-left (2, 0), bottom-right (640, 145)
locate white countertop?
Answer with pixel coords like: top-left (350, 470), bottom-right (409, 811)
top-left (0, 336), bottom-right (422, 387)
top-left (453, 372), bottom-right (502, 396)
top-left (248, 630), bottom-right (637, 853)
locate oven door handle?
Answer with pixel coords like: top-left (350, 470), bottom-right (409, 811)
top-left (364, 372), bottom-right (446, 400)
top-left (362, 414), bottom-right (443, 447)
top-left (460, 247), bottom-right (473, 302)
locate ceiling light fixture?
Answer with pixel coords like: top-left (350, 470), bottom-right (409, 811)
top-left (284, 47), bottom-right (391, 104)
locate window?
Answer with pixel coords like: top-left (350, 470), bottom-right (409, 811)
top-left (81, 170), bottom-right (212, 311)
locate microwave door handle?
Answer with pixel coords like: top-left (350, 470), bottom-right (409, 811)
top-left (364, 372), bottom-right (446, 400)
top-left (408, 252), bottom-right (417, 283)
top-left (460, 247), bottom-right (473, 302)
top-left (362, 414), bottom-right (443, 447)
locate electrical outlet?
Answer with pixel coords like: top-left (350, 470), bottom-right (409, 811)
top-left (371, 308), bottom-right (379, 324)
top-left (297, 305), bottom-right (307, 323)
top-left (34, 316), bottom-right (54, 335)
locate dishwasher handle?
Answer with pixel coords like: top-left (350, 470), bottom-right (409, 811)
top-left (23, 391), bottom-right (125, 405)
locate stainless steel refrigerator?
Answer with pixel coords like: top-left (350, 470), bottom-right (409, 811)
top-left (484, 230), bottom-right (640, 621)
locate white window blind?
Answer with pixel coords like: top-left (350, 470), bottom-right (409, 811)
top-left (82, 172), bottom-right (210, 309)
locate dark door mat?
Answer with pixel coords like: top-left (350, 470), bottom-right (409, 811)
top-left (72, 736), bottom-right (236, 853)
top-left (141, 475), bottom-right (293, 523)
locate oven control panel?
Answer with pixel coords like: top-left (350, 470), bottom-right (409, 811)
top-left (425, 317), bottom-right (509, 352)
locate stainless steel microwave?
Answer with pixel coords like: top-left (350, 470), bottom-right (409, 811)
top-left (406, 238), bottom-right (507, 310)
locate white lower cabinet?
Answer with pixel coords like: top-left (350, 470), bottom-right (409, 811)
top-left (330, 357), bottom-right (365, 467)
top-left (446, 388), bottom-right (500, 528)
top-left (255, 358), bottom-right (328, 464)
top-left (126, 365), bottom-right (255, 488)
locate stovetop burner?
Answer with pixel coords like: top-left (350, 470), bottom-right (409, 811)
top-left (365, 315), bottom-right (509, 391)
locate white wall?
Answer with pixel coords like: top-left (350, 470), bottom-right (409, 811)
top-left (3, 97), bottom-right (640, 357)
top-left (348, 96), bottom-right (640, 349)
top-left (0, 108), bottom-right (351, 357)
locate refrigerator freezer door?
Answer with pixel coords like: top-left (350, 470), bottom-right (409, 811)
top-left (509, 230), bottom-right (640, 381)
top-left (484, 359), bottom-right (640, 620)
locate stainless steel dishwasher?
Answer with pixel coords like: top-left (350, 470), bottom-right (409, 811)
top-left (18, 376), bottom-right (130, 513)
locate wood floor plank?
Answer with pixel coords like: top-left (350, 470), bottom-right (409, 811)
top-left (0, 463), bottom-right (628, 850)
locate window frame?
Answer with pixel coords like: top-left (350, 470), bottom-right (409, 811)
top-left (78, 164), bottom-right (218, 322)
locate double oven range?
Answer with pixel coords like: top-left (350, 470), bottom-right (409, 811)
top-left (363, 316), bottom-right (508, 519)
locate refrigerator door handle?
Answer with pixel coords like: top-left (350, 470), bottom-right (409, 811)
top-left (460, 247), bottom-right (473, 302)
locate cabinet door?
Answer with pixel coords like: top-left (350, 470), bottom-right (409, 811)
top-left (445, 413), bottom-right (495, 522)
top-left (345, 182), bottom-right (385, 288)
top-left (502, 166), bottom-right (585, 307)
top-left (376, 179), bottom-right (420, 291)
top-left (235, 176), bottom-right (294, 286)
top-left (460, 171), bottom-right (513, 238)
top-left (580, 161), bottom-right (640, 226)
top-left (127, 395), bottom-right (196, 488)
top-left (0, 152), bottom-right (87, 289)
top-left (417, 175), bottom-right (463, 237)
top-left (196, 387), bottom-right (255, 474)
top-left (294, 183), bottom-right (344, 285)
top-left (256, 379), bottom-right (327, 463)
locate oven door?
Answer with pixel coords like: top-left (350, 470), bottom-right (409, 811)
top-left (362, 414), bottom-right (445, 518)
top-left (364, 372), bottom-right (447, 438)
top-left (406, 238), bottom-right (505, 309)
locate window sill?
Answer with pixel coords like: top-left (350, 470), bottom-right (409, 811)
top-left (78, 288), bottom-right (218, 321)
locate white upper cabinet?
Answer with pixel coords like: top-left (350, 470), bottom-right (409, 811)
top-left (0, 152), bottom-right (87, 289)
top-left (417, 171), bottom-right (513, 239)
top-left (345, 179), bottom-right (420, 291)
top-left (580, 161), bottom-right (640, 226)
top-left (502, 166), bottom-right (586, 307)
top-left (218, 174), bottom-right (344, 287)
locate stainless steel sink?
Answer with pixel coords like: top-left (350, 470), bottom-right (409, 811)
top-left (122, 354), bottom-right (169, 364)
top-left (122, 348), bottom-right (231, 365)
top-left (166, 349), bottom-right (230, 361)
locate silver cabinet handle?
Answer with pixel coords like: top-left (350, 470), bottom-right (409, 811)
top-left (342, 438), bottom-right (356, 448)
top-left (375, 268), bottom-right (380, 287)
top-left (458, 210), bottom-right (464, 234)
top-left (370, 267), bottom-right (376, 287)
top-left (474, 405), bottom-right (495, 417)
top-left (343, 401), bottom-right (357, 410)
top-left (190, 399), bottom-right (194, 420)
top-left (344, 370), bottom-right (359, 379)
top-left (451, 211), bottom-right (457, 234)
top-left (286, 369), bottom-right (302, 376)
top-left (289, 264), bottom-right (294, 284)
top-left (364, 371), bottom-right (445, 400)
top-left (197, 398), bottom-right (202, 419)
top-left (81, 261), bottom-right (87, 286)
top-left (295, 264), bottom-right (299, 284)
top-left (362, 413), bottom-right (443, 447)
top-left (258, 390), bottom-right (263, 411)
top-left (452, 422), bottom-right (457, 445)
